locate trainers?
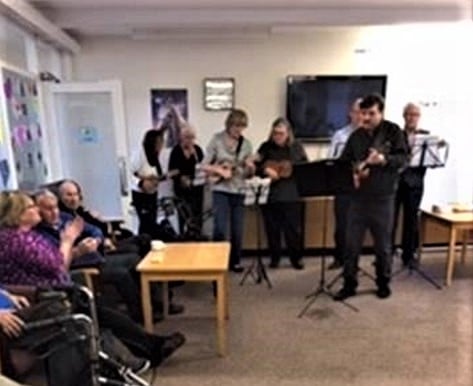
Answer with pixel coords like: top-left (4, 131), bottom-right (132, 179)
top-left (376, 285), bottom-right (392, 299)
top-left (132, 359), bottom-right (151, 375)
top-left (333, 286), bottom-right (356, 301)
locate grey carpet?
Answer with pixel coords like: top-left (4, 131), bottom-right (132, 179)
top-left (150, 252), bottom-right (473, 386)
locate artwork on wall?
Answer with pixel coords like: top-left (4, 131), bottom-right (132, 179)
top-left (3, 69), bottom-right (48, 190)
top-left (203, 78), bottom-right (235, 111)
top-left (0, 100), bottom-right (11, 191)
top-left (150, 89), bottom-right (188, 148)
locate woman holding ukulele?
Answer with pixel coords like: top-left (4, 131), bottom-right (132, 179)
top-left (257, 117), bottom-right (308, 270)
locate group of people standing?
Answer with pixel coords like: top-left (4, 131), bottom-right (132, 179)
top-left (131, 109), bottom-right (308, 273)
top-left (130, 94), bottom-right (429, 300)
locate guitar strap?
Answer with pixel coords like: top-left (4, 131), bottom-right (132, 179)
top-left (235, 135), bottom-right (244, 161)
top-left (370, 126), bottom-right (388, 153)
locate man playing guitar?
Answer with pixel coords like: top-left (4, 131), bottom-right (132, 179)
top-left (335, 94), bottom-right (408, 301)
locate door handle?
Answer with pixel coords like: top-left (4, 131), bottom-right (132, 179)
top-left (118, 156), bottom-right (128, 196)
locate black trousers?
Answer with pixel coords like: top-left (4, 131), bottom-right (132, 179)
top-left (131, 190), bottom-right (158, 237)
top-left (261, 202), bottom-right (304, 264)
top-left (95, 305), bottom-right (164, 365)
top-left (393, 180), bottom-right (424, 264)
top-left (333, 194), bottom-right (352, 264)
top-left (100, 252), bottom-right (143, 320)
top-left (343, 196), bottom-right (394, 288)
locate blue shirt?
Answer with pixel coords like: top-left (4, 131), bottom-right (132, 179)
top-left (0, 290), bottom-right (14, 310)
top-left (328, 124), bottom-right (357, 158)
top-left (35, 212), bottom-right (104, 249)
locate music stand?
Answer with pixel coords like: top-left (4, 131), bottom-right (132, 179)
top-left (240, 177), bottom-right (272, 288)
top-left (293, 160), bottom-right (358, 317)
top-left (392, 136), bottom-right (447, 290)
top-left (409, 135), bottom-right (449, 168)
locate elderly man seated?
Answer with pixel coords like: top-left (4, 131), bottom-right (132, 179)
top-left (57, 180), bottom-right (150, 257)
top-left (34, 190), bottom-right (183, 322)
top-left (55, 181), bottom-right (185, 316)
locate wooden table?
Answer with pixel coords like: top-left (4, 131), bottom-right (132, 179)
top-left (136, 242), bottom-right (231, 356)
top-left (419, 210), bottom-right (473, 286)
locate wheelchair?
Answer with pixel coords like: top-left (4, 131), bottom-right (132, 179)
top-left (0, 286), bottom-right (150, 386)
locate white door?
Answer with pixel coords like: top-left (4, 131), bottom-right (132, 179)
top-left (44, 80), bottom-right (129, 219)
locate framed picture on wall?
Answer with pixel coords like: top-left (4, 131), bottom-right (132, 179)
top-left (150, 88), bottom-right (188, 148)
top-left (203, 78), bottom-right (235, 111)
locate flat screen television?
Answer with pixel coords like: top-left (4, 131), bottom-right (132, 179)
top-left (286, 75), bottom-right (387, 142)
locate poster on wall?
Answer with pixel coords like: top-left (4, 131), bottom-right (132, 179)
top-left (0, 101), bottom-right (12, 191)
top-left (3, 69), bottom-right (48, 190)
top-left (150, 89), bottom-right (188, 148)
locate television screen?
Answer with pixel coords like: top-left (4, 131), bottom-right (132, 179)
top-left (286, 75), bottom-right (387, 142)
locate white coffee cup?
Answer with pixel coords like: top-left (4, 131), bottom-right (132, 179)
top-left (151, 240), bottom-right (166, 251)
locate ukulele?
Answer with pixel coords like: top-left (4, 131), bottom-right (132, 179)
top-left (204, 154), bottom-right (258, 185)
top-left (139, 169), bottom-right (180, 194)
top-left (262, 159), bottom-right (293, 179)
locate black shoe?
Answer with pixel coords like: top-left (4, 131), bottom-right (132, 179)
top-left (376, 285), bottom-right (391, 299)
top-left (404, 258), bottom-right (419, 269)
top-left (328, 260), bottom-right (343, 270)
top-left (269, 259), bottom-right (280, 268)
top-left (150, 332), bottom-right (186, 367)
top-left (290, 260), bottom-right (305, 270)
top-left (230, 264), bottom-right (244, 273)
top-left (333, 286), bottom-right (356, 301)
top-left (168, 303), bottom-right (185, 315)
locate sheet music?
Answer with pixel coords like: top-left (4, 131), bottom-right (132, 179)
top-left (409, 135), bottom-right (448, 167)
top-left (192, 163), bottom-right (206, 186)
top-left (241, 177), bottom-right (271, 206)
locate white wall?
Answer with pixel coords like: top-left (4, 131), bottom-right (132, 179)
top-left (73, 22), bottom-right (473, 208)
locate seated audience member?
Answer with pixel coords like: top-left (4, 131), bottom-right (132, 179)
top-left (34, 190), bottom-right (183, 321)
top-left (0, 191), bottom-right (185, 368)
top-left (0, 287), bottom-right (93, 386)
top-left (34, 189), bottom-right (105, 269)
top-left (57, 180), bottom-right (150, 258)
top-left (168, 124), bottom-right (204, 236)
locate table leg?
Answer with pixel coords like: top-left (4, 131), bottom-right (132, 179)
top-left (216, 275), bottom-right (227, 357)
top-left (224, 272), bottom-right (229, 320)
top-left (460, 230), bottom-right (468, 264)
top-left (446, 226), bottom-right (457, 287)
top-left (140, 275), bottom-right (153, 333)
top-left (162, 282), bottom-right (169, 319)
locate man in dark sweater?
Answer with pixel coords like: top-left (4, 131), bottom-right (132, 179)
top-left (392, 103), bottom-right (429, 268)
top-left (335, 94), bottom-right (408, 300)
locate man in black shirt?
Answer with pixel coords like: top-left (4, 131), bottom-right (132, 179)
top-left (334, 94), bottom-right (408, 300)
top-left (392, 103), bottom-right (429, 267)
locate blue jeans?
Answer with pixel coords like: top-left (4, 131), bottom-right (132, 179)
top-left (212, 191), bottom-right (245, 267)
